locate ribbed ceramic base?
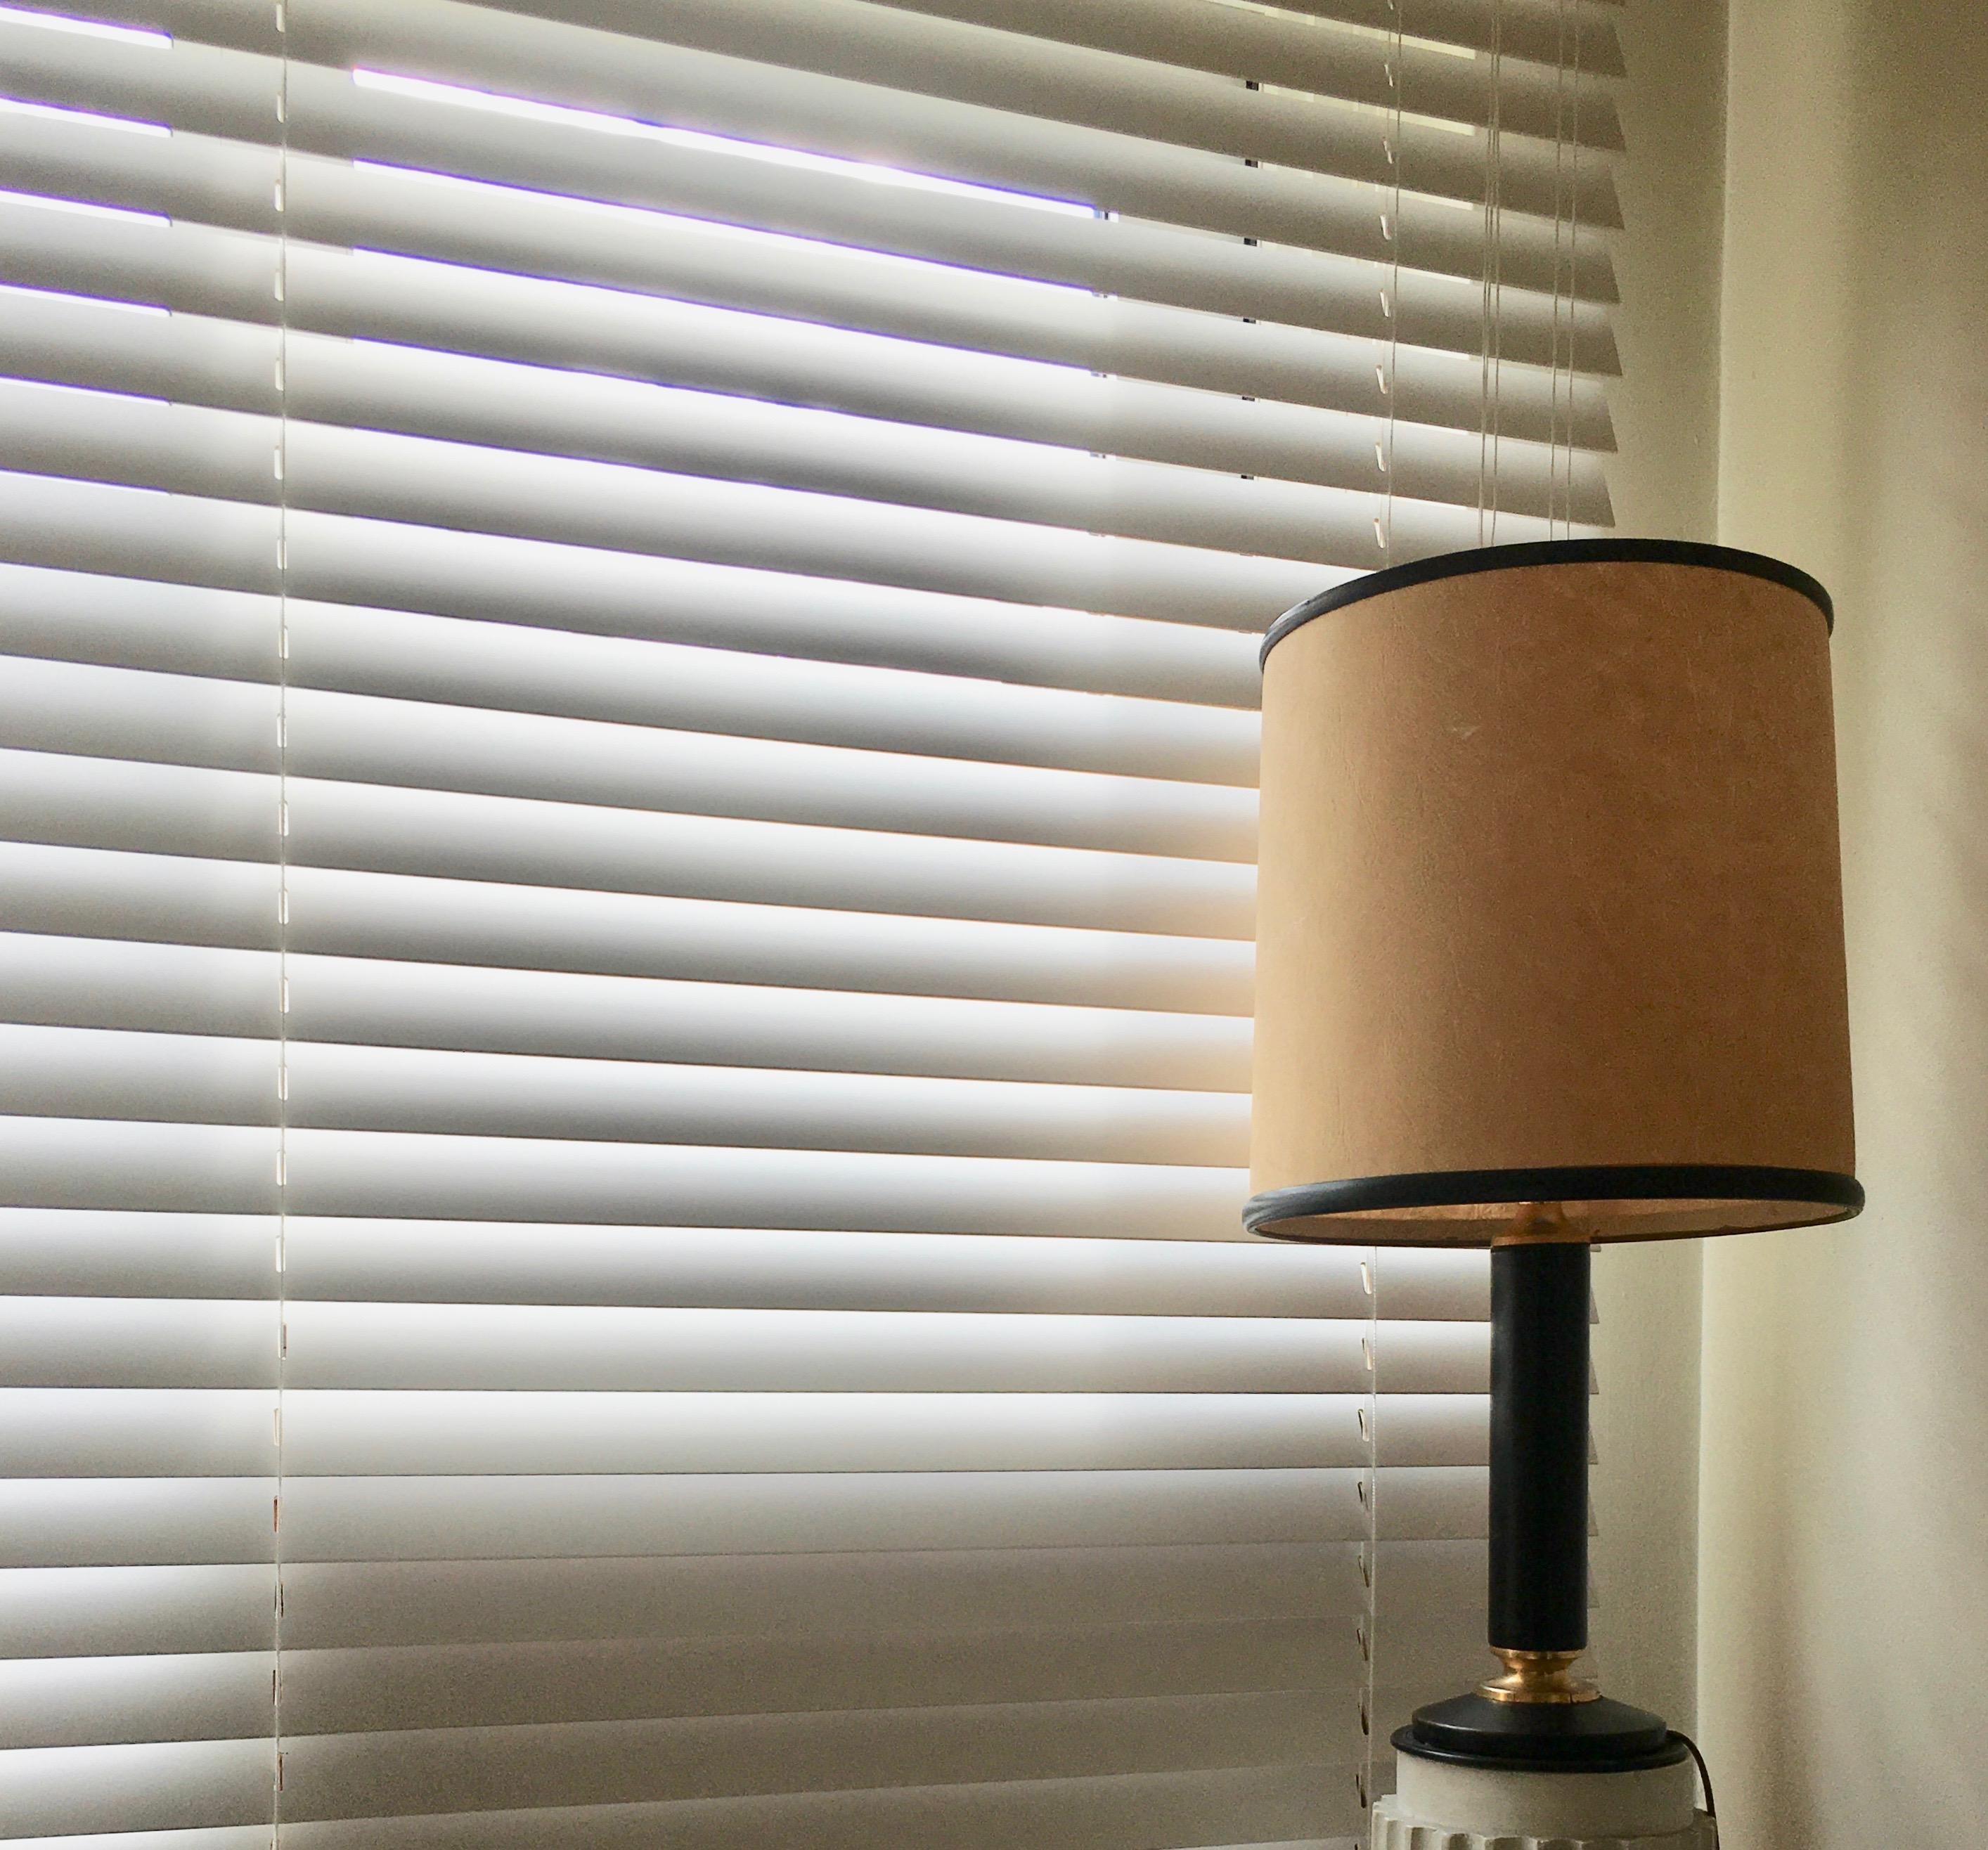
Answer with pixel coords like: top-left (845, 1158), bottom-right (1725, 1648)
top-left (1371, 1755), bottom-right (1716, 1849)
top-left (1372, 1802), bottom-right (1716, 1850)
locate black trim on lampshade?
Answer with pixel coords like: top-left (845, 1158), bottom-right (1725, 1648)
top-left (1259, 538), bottom-right (1835, 666)
top-left (1243, 1164), bottom-right (1865, 1236)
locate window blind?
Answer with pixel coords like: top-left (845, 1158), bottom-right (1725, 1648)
top-left (0, 0), bottom-right (1623, 1842)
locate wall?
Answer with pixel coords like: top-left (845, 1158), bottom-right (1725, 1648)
top-left (1585, 0), bottom-right (1728, 1740)
top-left (1705, 1), bottom-right (1988, 1840)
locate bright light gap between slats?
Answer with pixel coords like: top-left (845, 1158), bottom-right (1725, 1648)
top-left (0, 186), bottom-right (165, 226)
top-left (1263, 84), bottom-right (1479, 141)
top-left (350, 70), bottom-right (1095, 220)
top-left (0, 95), bottom-right (168, 135)
top-left (0, 2), bottom-right (168, 46)
top-left (1203, 0), bottom-right (1478, 61)
top-left (1, 376), bottom-right (166, 406)
top-left (0, 279), bottom-right (167, 315)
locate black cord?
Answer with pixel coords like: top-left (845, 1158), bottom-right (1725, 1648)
top-left (1674, 1729), bottom-right (1717, 1820)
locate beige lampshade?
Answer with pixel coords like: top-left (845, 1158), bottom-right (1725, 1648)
top-left (1247, 541), bottom-right (1860, 1246)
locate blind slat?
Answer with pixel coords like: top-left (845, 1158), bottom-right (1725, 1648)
top-left (1, 1298), bottom-right (1492, 1394)
top-left (0, 1546), bottom-right (1412, 1653)
top-left (0, 934), bottom-right (1256, 1088)
top-left (5, 1634), bottom-right (1504, 1754)
top-left (0, 1477), bottom-right (1491, 1570)
top-left (0, 1754), bottom-right (1350, 1849)
top-left (0, 1388), bottom-right (1486, 1476)
top-left (4, 1626), bottom-right (1366, 1749)
top-left (272, 1693), bottom-right (1340, 1816)
top-left (0, 1212), bottom-right (1488, 1319)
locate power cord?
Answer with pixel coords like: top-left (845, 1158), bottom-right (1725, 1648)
top-left (1674, 1731), bottom-right (1719, 1842)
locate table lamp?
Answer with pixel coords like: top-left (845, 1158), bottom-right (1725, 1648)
top-left (1247, 538), bottom-right (1859, 1846)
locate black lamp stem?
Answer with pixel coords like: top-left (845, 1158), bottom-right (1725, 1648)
top-left (1488, 1238), bottom-right (1591, 1654)
top-left (1391, 1234), bottom-right (1678, 1766)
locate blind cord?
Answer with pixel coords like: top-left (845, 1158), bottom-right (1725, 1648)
top-left (1356, 1250), bottom-right (1382, 1817)
top-left (1549, 0), bottom-right (1586, 538)
top-left (1477, 0), bottom-right (1505, 545)
top-left (1565, 2), bottom-right (1584, 537)
top-left (1379, 0), bottom-right (1403, 569)
top-left (1549, 0), bottom-right (1568, 538)
top-left (271, 0), bottom-right (291, 1836)
top-left (1357, 11), bottom-right (1401, 1814)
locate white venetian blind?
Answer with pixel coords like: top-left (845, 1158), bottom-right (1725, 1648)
top-left (0, 0), bottom-right (1623, 1842)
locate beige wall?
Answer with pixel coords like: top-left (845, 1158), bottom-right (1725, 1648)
top-left (1585, 0), bottom-right (1727, 1739)
top-left (1705, 1), bottom-right (1988, 1839)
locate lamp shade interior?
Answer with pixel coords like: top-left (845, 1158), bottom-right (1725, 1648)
top-left (1246, 541), bottom-right (1861, 1247)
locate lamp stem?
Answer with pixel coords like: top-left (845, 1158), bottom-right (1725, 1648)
top-left (1483, 1234), bottom-right (1594, 1700)
top-left (1391, 1229), bottom-right (1675, 1764)
top-left (1391, 1229), bottom-right (1674, 1764)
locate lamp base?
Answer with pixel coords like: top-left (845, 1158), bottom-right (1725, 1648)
top-left (1373, 1750), bottom-right (1714, 1849)
top-left (1398, 1690), bottom-right (1684, 1773)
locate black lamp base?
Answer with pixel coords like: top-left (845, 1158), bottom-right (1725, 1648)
top-left (1396, 1690), bottom-right (1686, 1775)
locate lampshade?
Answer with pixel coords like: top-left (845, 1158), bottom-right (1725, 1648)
top-left (1247, 539), bottom-right (1861, 1246)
